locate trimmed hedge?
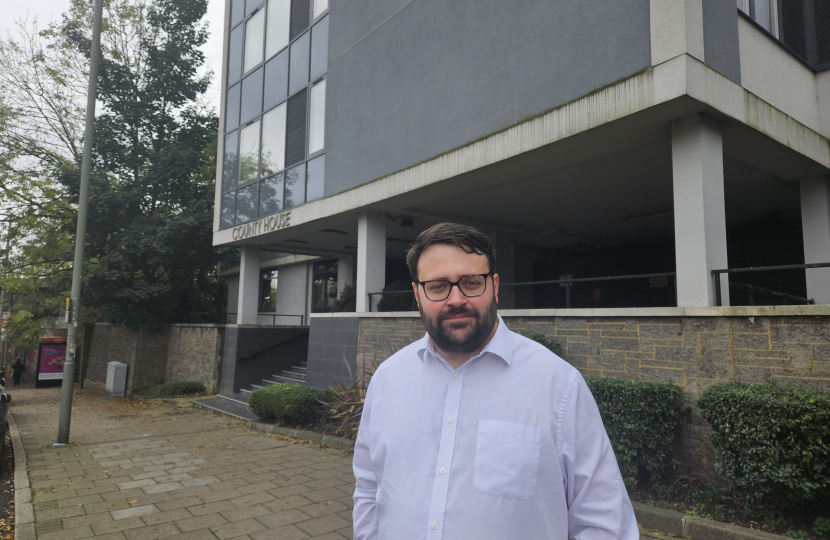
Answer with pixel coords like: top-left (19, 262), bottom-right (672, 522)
top-left (697, 382), bottom-right (830, 507)
top-left (248, 383), bottom-right (323, 424)
top-left (586, 377), bottom-right (684, 489)
top-left (132, 381), bottom-right (206, 399)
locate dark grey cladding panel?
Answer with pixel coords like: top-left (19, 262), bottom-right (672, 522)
top-left (305, 317), bottom-right (359, 391)
top-left (325, 0), bottom-right (651, 196)
top-left (703, 0), bottom-right (741, 84)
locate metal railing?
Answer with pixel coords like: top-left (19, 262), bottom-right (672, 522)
top-left (368, 271), bottom-right (677, 311)
top-left (227, 312), bottom-right (305, 325)
top-left (711, 262), bottom-right (830, 306)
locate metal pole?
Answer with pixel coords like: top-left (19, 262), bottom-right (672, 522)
top-left (57, 0), bottom-right (104, 444)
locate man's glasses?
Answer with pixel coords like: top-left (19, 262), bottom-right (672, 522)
top-left (418, 274), bottom-right (492, 301)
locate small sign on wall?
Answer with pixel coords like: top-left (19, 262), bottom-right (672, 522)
top-left (593, 288), bottom-right (602, 302)
top-left (650, 276), bottom-right (668, 288)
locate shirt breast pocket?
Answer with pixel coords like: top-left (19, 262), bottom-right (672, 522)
top-left (473, 419), bottom-right (542, 500)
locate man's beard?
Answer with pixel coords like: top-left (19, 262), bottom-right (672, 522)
top-left (419, 295), bottom-right (499, 356)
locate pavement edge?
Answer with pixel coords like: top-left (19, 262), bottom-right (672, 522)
top-left (250, 421), bottom-right (355, 450)
top-left (632, 502), bottom-right (790, 540)
top-left (8, 409), bottom-right (36, 540)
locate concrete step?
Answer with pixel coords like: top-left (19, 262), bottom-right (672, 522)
top-left (269, 375), bottom-right (306, 384)
top-left (193, 398), bottom-right (259, 422)
top-left (217, 393), bottom-right (250, 406)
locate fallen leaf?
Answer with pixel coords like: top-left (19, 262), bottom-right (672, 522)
top-left (129, 500), bottom-right (139, 504)
top-left (225, 446), bottom-right (233, 449)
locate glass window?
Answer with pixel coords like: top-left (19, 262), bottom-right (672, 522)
top-left (246, 0), bottom-right (264, 17)
top-left (263, 50), bottom-right (289, 109)
top-left (231, 0), bottom-right (245, 27)
top-left (225, 83), bottom-right (241, 130)
top-left (260, 270), bottom-right (278, 311)
top-left (288, 31), bottom-right (310, 96)
top-left (223, 130), bottom-right (239, 191)
top-left (240, 67), bottom-right (264, 123)
top-left (737, 0), bottom-right (749, 12)
top-left (312, 260), bottom-right (337, 312)
top-left (266, 0), bottom-right (290, 59)
top-left (244, 9), bottom-right (265, 73)
top-left (290, 0), bottom-right (310, 41)
top-left (221, 191), bottom-right (236, 228)
top-left (261, 103), bottom-right (286, 176)
top-left (310, 15), bottom-right (328, 81)
top-left (285, 88), bottom-right (307, 166)
top-left (284, 162), bottom-right (306, 208)
top-left (228, 26), bottom-right (243, 84)
top-left (239, 121), bottom-right (261, 184)
top-left (235, 183), bottom-right (258, 223)
top-left (312, 0), bottom-right (328, 19)
top-left (306, 154), bottom-right (324, 202)
top-left (259, 173), bottom-right (284, 216)
top-left (308, 78), bottom-right (325, 154)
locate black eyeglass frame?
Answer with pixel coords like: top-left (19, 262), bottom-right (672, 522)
top-left (417, 273), bottom-right (494, 302)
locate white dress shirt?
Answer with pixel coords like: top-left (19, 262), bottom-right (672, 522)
top-left (352, 316), bottom-right (638, 540)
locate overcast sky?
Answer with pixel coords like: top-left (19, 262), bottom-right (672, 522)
top-left (0, 0), bottom-right (225, 110)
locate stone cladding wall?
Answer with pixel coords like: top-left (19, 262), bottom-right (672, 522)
top-left (166, 326), bottom-right (225, 393)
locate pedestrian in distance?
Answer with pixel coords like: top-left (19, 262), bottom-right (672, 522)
top-left (352, 222), bottom-right (638, 540)
top-left (12, 352), bottom-right (25, 386)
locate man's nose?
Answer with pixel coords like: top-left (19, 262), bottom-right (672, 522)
top-left (446, 283), bottom-right (468, 306)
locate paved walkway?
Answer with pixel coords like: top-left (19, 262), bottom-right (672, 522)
top-left (10, 386), bottom-right (355, 540)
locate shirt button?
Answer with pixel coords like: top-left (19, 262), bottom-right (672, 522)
top-left (454, 373), bottom-right (460, 379)
top-left (447, 418), bottom-right (453, 424)
top-left (432, 523), bottom-right (438, 530)
top-left (440, 468), bottom-right (446, 474)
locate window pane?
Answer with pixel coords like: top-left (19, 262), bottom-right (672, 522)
top-left (310, 16), bottom-right (328, 81)
top-left (260, 270), bottom-right (278, 311)
top-left (737, 0), bottom-right (749, 13)
top-left (288, 31), bottom-right (310, 96)
top-left (240, 67), bottom-right (264, 123)
top-left (285, 88), bottom-right (307, 166)
top-left (266, 0), bottom-right (290, 58)
top-left (228, 26), bottom-right (243, 84)
top-left (263, 50), bottom-right (288, 109)
top-left (235, 183), bottom-right (258, 223)
top-left (308, 78), bottom-right (325, 154)
top-left (221, 191), bottom-right (236, 228)
top-left (284, 162), bottom-right (306, 208)
top-left (223, 130), bottom-right (239, 191)
top-left (239, 121), bottom-right (261, 183)
top-left (312, 0), bottom-right (327, 19)
top-left (261, 103), bottom-right (286, 176)
top-left (246, 0), bottom-right (264, 17)
top-left (259, 173), bottom-right (284, 215)
top-left (244, 9), bottom-right (265, 73)
top-left (306, 154), bottom-right (324, 202)
top-left (290, 0), bottom-right (310, 41)
top-left (225, 83), bottom-right (241, 130)
top-left (753, 0), bottom-right (772, 32)
top-left (231, 0), bottom-right (245, 27)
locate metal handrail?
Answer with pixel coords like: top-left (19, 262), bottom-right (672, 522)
top-left (367, 271), bottom-right (677, 311)
top-left (711, 262), bottom-right (830, 306)
top-left (236, 333), bottom-right (309, 362)
top-left (730, 282), bottom-right (814, 305)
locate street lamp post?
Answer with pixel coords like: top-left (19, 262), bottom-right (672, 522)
top-left (57, 0), bottom-right (105, 444)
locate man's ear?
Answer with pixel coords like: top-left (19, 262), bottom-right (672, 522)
top-left (492, 273), bottom-right (499, 305)
top-left (411, 281), bottom-right (420, 309)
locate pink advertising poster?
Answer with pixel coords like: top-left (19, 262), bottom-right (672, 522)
top-left (38, 342), bottom-right (67, 381)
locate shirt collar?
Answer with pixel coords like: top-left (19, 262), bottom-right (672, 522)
top-left (416, 314), bottom-right (513, 366)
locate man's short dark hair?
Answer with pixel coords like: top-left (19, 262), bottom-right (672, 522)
top-left (406, 223), bottom-right (496, 281)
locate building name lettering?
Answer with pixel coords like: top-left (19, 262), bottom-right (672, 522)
top-left (232, 211), bottom-right (291, 240)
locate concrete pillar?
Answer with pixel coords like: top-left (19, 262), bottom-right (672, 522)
top-left (337, 255), bottom-right (355, 297)
top-left (671, 114), bottom-right (729, 307)
top-left (356, 211), bottom-right (386, 312)
top-left (800, 176), bottom-right (830, 304)
top-left (237, 245), bottom-right (261, 324)
top-left (486, 232), bottom-right (515, 309)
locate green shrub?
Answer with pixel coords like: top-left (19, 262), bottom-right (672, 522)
top-left (585, 377), bottom-right (684, 489)
top-left (248, 384), bottom-right (323, 424)
top-left (132, 381), bottom-right (206, 399)
top-left (332, 282), bottom-right (356, 312)
top-left (377, 280), bottom-right (415, 312)
top-left (697, 382), bottom-right (830, 507)
top-left (518, 331), bottom-right (562, 355)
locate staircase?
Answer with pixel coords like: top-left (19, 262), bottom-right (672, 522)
top-left (194, 361), bottom-right (308, 421)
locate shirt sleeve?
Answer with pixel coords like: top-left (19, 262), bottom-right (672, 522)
top-left (352, 377), bottom-right (379, 540)
top-left (559, 372), bottom-right (639, 540)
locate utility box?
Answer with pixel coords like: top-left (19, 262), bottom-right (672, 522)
top-left (106, 362), bottom-right (127, 397)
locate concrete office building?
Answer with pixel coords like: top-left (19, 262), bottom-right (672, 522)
top-left (209, 0), bottom-right (830, 398)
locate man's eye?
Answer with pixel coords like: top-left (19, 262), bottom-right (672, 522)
top-left (428, 283), bottom-right (447, 291)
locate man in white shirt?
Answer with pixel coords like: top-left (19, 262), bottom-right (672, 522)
top-left (352, 222), bottom-right (638, 540)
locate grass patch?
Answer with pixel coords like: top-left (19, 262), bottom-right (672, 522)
top-left (132, 381), bottom-right (207, 399)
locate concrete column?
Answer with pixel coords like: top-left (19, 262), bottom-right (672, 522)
top-left (800, 176), bottom-right (830, 304)
top-left (337, 255), bottom-right (355, 297)
top-left (237, 245), bottom-right (261, 324)
top-left (486, 232), bottom-right (515, 309)
top-left (671, 114), bottom-right (729, 307)
top-left (356, 211), bottom-right (386, 312)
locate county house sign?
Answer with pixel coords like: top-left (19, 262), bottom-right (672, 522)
top-left (232, 211), bottom-right (291, 240)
